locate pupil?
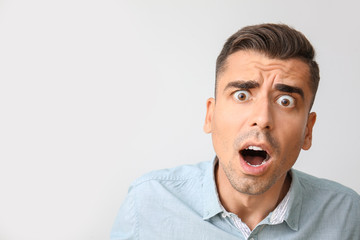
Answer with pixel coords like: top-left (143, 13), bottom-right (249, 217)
top-left (281, 99), bottom-right (289, 106)
top-left (239, 93), bottom-right (245, 100)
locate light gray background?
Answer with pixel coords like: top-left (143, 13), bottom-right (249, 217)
top-left (0, 0), bottom-right (359, 239)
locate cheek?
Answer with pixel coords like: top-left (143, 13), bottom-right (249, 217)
top-left (211, 107), bottom-right (246, 155)
top-left (212, 103), bottom-right (247, 131)
top-left (276, 111), bottom-right (308, 136)
top-left (278, 116), bottom-right (308, 157)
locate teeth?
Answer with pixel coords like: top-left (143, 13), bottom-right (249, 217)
top-left (247, 146), bottom-right (263, 151)
top-left (246, 159), bottom-right (267, 167)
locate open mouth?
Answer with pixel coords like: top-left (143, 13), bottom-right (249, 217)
top-left (240, 146), bottom-right (270, 167)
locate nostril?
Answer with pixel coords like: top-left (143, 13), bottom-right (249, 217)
top-left (251, 122), bottom-right (271, 129)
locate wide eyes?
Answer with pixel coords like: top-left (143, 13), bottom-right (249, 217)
top-left (276, 95), bottom-right (295, 108)
top-left (233, 90), bottom-right (250, 102)
top-left (233, 90), bottom-right (296, 108)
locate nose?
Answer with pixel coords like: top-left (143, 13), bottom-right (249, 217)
top-left (249, 98), bottom-right (274, 130)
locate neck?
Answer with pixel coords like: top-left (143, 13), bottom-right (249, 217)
top-left (215, 163), bottom-right (291, 230)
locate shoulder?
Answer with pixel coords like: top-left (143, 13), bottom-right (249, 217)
top-left (288, 170), bottom-right (360, 238)
top-left (293, 169), bottom-right (360, 220)
top-left (293, 169), bottom-right (360, 200)
top-left (128, 161), bottom-right (211, 194)
top-left (131, 161), bottom-right (210, 185)
top-left (124, 161), bottom-right (212, 219)
top-left (291, 169), bottom-right (360, 235)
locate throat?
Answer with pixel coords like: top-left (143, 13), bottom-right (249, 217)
top-left (216, 162), bottom-right (292, 231)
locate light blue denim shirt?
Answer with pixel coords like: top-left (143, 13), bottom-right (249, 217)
top-left (111, 160), bottom-right (360, 240)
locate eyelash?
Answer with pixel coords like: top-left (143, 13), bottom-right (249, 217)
top-left (232, 90), bottom-right (296, 108)
top-left (233, 90), bottom-right (251, 102)
top-left (276, 94), bottom-right (296, 108)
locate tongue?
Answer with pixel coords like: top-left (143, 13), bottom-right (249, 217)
top-left (244, 156), bottom-right (264, 166)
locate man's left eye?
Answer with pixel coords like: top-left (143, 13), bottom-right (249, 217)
top-left (276, 95), bottom-right (295, 108)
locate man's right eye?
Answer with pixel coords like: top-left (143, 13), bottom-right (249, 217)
top-left (233, 90), bottom-right (250, 102)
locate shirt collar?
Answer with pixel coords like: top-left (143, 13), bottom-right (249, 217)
top-left (269, 184), bottom-right (291, 224)
top-left (202, 157), bottom-right (223, 220)
top-left (283, 169), bottom-right (303, 231)
top-left (201, 156), bottom-right (303, 232)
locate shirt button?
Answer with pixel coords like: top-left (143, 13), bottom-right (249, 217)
top-left (249, 238), bottom-right (255, 240)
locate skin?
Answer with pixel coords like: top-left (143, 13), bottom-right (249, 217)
top-left (203, 50), bottom-right (316, 230)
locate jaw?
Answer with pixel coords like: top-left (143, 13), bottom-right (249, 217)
top-left (218, 156), bottom-right (278, 197)
top-left (216, 158), bottom-right (292, 231)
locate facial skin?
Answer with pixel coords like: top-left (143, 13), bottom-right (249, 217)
top-left (204, 50), bottom-right (316, 198)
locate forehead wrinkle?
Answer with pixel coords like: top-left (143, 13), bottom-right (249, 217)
top-left (217, 51), bottom-right (312, 99)
top-left (252, 61), bottom-right (310, 88)
top-left (252, 62), bottom-right (292, 76)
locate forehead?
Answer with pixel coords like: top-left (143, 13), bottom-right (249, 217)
top-left (219, 50), bottom-right (311, 89)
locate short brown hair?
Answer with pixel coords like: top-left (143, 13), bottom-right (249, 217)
top-left (215, 23), bottom-right (320, 109)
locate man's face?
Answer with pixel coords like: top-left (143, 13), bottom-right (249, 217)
top-left (204, 50), bottom-right (316, 195)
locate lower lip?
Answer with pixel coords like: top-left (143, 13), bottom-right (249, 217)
top-left (239, 153), bottom-right (271, 176)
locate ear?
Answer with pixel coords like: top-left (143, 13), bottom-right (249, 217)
top-left (203, 98), bottom-right (215, 133)
top-left (302, 112), bottom-right (317, 150)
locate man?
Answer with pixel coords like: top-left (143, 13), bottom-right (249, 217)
top-left (111, 24), bottom-right (360, 239)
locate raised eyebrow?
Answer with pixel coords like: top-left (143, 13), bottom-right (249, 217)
top-left (275, 83), bottom-right (304, 99)
top-left (224, 80), bottom-right (260, 92)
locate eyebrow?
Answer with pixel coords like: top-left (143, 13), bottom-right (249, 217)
top-left (275, 83), bottom-right (304, 99)
top-left (224, 80), bottom-right (260, 92)
top-left (223, 81), bottom-right (305, 99)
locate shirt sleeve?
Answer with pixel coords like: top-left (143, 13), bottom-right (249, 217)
top-left (347, 195), bottom-right (360, 239)
top-left (110, 187), bottom-right (137, 240)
